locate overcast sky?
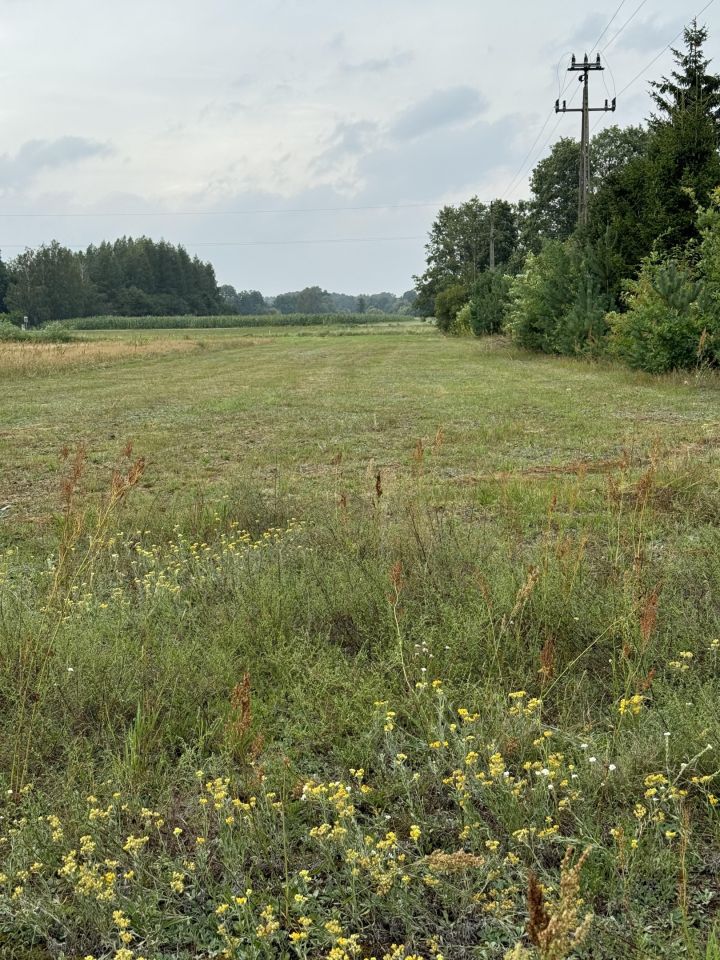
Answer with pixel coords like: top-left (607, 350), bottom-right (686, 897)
top-left (0, 0), bottom-right (715, 294)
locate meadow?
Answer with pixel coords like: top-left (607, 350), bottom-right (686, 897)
top-left (0, 324), bottom-right (719, 960)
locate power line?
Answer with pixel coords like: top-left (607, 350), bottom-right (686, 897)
top-left (592, 0), bottom-right (716, 134)
top-left (590, 0), bottom-right (630, 53)
top-left (0, 200), bottom-right (442, 219)
top-left (499, 3), bottom-right (633, 201)
top-left (0, 235), bottom-right (426, 250)
top-left (617, 0), bottom-right (715, 96)
top-left (599, 0), bottom-right (650, 54)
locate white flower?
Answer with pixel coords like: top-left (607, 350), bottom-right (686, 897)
top-left (580, 743), bottom-right (588, 750)
top-left (588, 757), bottom-right (597, 764)
top-left (608, 764), bottom-right (617, 772)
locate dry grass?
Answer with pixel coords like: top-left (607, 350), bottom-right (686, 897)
top-left (0, 337), bottom-right (204, 376)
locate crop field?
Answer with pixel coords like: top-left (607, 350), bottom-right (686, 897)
top-left (1, 325), bottom-right (719, 959)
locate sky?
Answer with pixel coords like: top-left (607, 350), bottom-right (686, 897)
top-left (0, 0), bottom-right (716, 295)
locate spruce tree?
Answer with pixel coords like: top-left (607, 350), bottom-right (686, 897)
top-left (651, 20), bottom-right (720, 131)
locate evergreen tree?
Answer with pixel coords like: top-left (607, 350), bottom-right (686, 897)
top-left (651, 20), bottom-right (720, 131)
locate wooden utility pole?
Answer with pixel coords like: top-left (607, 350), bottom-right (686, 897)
top-left (489, 201), bottom-right (495, 271)
top-left (555, 54), bottom-right (616, 227)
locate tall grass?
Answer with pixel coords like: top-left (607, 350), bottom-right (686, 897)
top-left (0, 435), bottom-right (718, 958)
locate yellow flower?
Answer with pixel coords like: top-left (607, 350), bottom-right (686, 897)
top-left (122, 835), bottom-right (149, 853)
top-left (409, 824), bottom-right (422, 841)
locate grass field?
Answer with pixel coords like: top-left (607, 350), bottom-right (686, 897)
top-left (1, 326), bottom-right (719, 959)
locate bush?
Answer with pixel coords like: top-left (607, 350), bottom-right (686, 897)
top-left (608, 258), bottom-right (709, 373)
top-left (448, 301), bottom-right (473, 336)
top-left (507, 242), bottom-right (578, 352)
top-left (508, 239), bottom-right (616, 356)
top-left (469, 271), bottom-right (512, 335)
top-left (0, 320), bottom-right (73, 343)
top-left (434, 283), bottom-right (470, 332)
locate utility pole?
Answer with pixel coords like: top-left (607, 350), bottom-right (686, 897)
top-left (555, 54), bottom-right (616, 227)
top-left (489, 200), bottom-right (495, 271)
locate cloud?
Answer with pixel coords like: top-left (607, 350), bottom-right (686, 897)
top-left (612, 19), bottom-right (677, 53)
top-left (390, 86), bottom-right (488, 141)
top-left (562, 13), bottom-right (606, 52)
top-left (0, 136), bottom-right (112, 190)
top-left (316, 119), bottom-right (379, 170)
top-left (356, 113), bottom-right (524, 201)
top-left (340, 51), bottom-right (414, 75)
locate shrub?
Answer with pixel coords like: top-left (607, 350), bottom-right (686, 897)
top-left (608, 258), bottom-right (709, 373)
top-left (0, 320), bottom-right (73, 343)
top-left (434, 283), bottom-right (470, 333)
top-left (469, 271), bottom-right (512, 335)
top-left (449, 302), bottom-right (473, 336)
top-left (507, 242), bottom-right (578, 352)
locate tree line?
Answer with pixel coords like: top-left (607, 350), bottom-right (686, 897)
top-left (416, 20), bottom-right (720, 373)
top-left (218, 284), bottom-right (417, 316)
top-left (2, 237), bottom-right (224, 322)
top-left (0, 235), bottom-right (419, 324)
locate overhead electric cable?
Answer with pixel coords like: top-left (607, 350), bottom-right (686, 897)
top-left (499, 1), bottom-right (636, 201)
top-left (599, 0), bottom-right (650, 54)
top-left (591, 0), bottom-right (716, 133)
top-left (0, 200), bottom-right (442, 219)
top-left (0, 235), bottom-right (427, 250)
top-left (590, 0), bottom-right (630, 53)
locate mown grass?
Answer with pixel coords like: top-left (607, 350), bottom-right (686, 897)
top-left (0, 330), bottom-right (718, 959)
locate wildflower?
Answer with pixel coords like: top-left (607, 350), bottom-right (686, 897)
top-left (122, 835), bottom-right (148, 853)
top-left (618, 694), bottom-right (644, 716)
top-left (409, 824), bottom-right (422, 841)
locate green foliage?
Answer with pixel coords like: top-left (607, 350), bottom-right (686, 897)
top-left (219, 286), bottom-right (268, 315)
top-left (508, 239), bottom-right (616, 356)
top-left (62, 313), bottom-right (406, 330)
top-left (5, 237), bottom-right (224, 323)
top-left (434, 282), bottom-right (470, 332)
top-left (607, 258), bottom-right (708, 373)
top-left (448, 301), bottom-right (473, 336)
top-left (414, 198), bottom-right (518, 314)
top-left (469, 270), bottom-right (512, 335)
top-left (507, 242), bottom-right (577, 352)
top-left (650, 19), bottom-right (720, 127)
top-left (0, 319), bottom-right (73, 343)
